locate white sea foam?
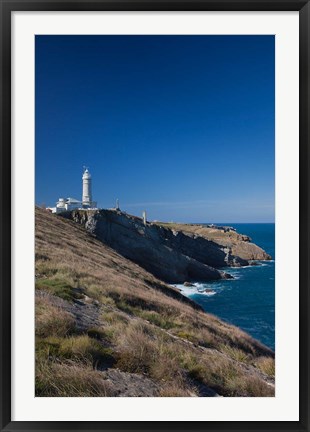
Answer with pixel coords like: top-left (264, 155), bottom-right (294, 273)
top-left (234, 265), bottom-right (252, 269)
top-left (174, 283), bottom-right (218, 297)
top-left (201, 290), bottom-right (217, 296)
top-left (193, 282), bottom-right (205, 289)
top-left (231, 274), bottom-right (242, 280)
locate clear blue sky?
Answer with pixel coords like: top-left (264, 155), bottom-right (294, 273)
top-left (35, 35), bottom-right (274, 223)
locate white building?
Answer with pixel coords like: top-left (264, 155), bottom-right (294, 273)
top-left (47, 168), bottom-right (97, 213)
top-left (82, 168), bottom-right (97, 208)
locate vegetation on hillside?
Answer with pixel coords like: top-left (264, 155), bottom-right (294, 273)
top-left (35, 207), bottom-right (275, 397)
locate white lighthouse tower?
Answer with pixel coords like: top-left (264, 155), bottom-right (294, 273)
top-left (82, 167), bottom-right (97, 208)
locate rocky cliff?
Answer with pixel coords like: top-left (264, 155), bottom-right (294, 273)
top-left (154, 222), bottom-right (272, 261)
top-left (61, 210), bottom-right (271, 284)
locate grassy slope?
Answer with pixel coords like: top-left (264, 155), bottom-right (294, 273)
top-left (35, 207), bottom-right (275, 397)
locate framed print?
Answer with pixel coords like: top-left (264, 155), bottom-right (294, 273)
top-left (1, 0), bottom-right (309, 431)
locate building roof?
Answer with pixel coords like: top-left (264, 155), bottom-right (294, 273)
top-left (66, 197), bottom-right (81, 203)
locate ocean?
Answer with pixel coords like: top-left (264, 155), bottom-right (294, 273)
top-left (176, 223), bottom-right (275, 351)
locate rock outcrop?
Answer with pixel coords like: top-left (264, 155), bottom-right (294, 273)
top-left (162, 223), bottom-right (272, 262)
top-left (61, 210), bottom-right (271, 284)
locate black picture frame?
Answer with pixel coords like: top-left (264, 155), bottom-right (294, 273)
top-left (1, 1), bottom-right (309, 431)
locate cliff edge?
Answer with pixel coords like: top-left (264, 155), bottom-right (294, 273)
top-left (61, 209), bottom-right (271, 284)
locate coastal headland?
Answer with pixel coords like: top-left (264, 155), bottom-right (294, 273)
top-left (35, 207), bottom-right (274, 397)
top-left (61, 209), bottom-right (271, 284)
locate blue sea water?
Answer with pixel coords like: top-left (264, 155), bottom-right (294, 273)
top-left (177, 223), bottom-right (275, 351)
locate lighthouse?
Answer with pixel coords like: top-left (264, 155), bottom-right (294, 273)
top-left (46, 167), bottom-right (97, 213)
top-left (82, 167), bottom-right (97, 208)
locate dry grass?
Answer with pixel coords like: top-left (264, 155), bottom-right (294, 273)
top-left (154, 221), bottom-right (246, 245)
top-left (36, 334), bottom-right (115, 367)
top-left (115, 321), bottom-right (158, 374)
top-left (220, 344), bottom-right (251, 364)
top-left (255, 356), bottom-right (275, 377)
top-left (35, 295), bottom-right (75, 338)
top-left (36, 359), bottom-right (114, 397)
top-left (35, 207), bottom-right (275, 397)
top-left (183, 352), bottom-right (274, 397)
top-left (159, 382), bottom-right (196, 397)
top-left (114, 321), bottom-right (197, 396)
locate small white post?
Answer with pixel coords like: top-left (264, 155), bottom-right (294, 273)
top-left (142, 210), bottom-right (147, 226)
top-left (116, 199), bottom-right (120, 211)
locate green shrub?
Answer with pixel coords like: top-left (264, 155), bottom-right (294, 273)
top-left (35, 278), bottom-right (83, 302)
top-left (36, 334), bottom-right (115, 367)
top-left (175, 330), bottom-right (198, 343)
top-left (36, 336), bottom-right (62, 359)
top-left (138, 311), bottom-right (176, 330)
top-left (87, 327), bottom-right (107, 340)
top-left (58, 335), bottom-right (114, 365)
